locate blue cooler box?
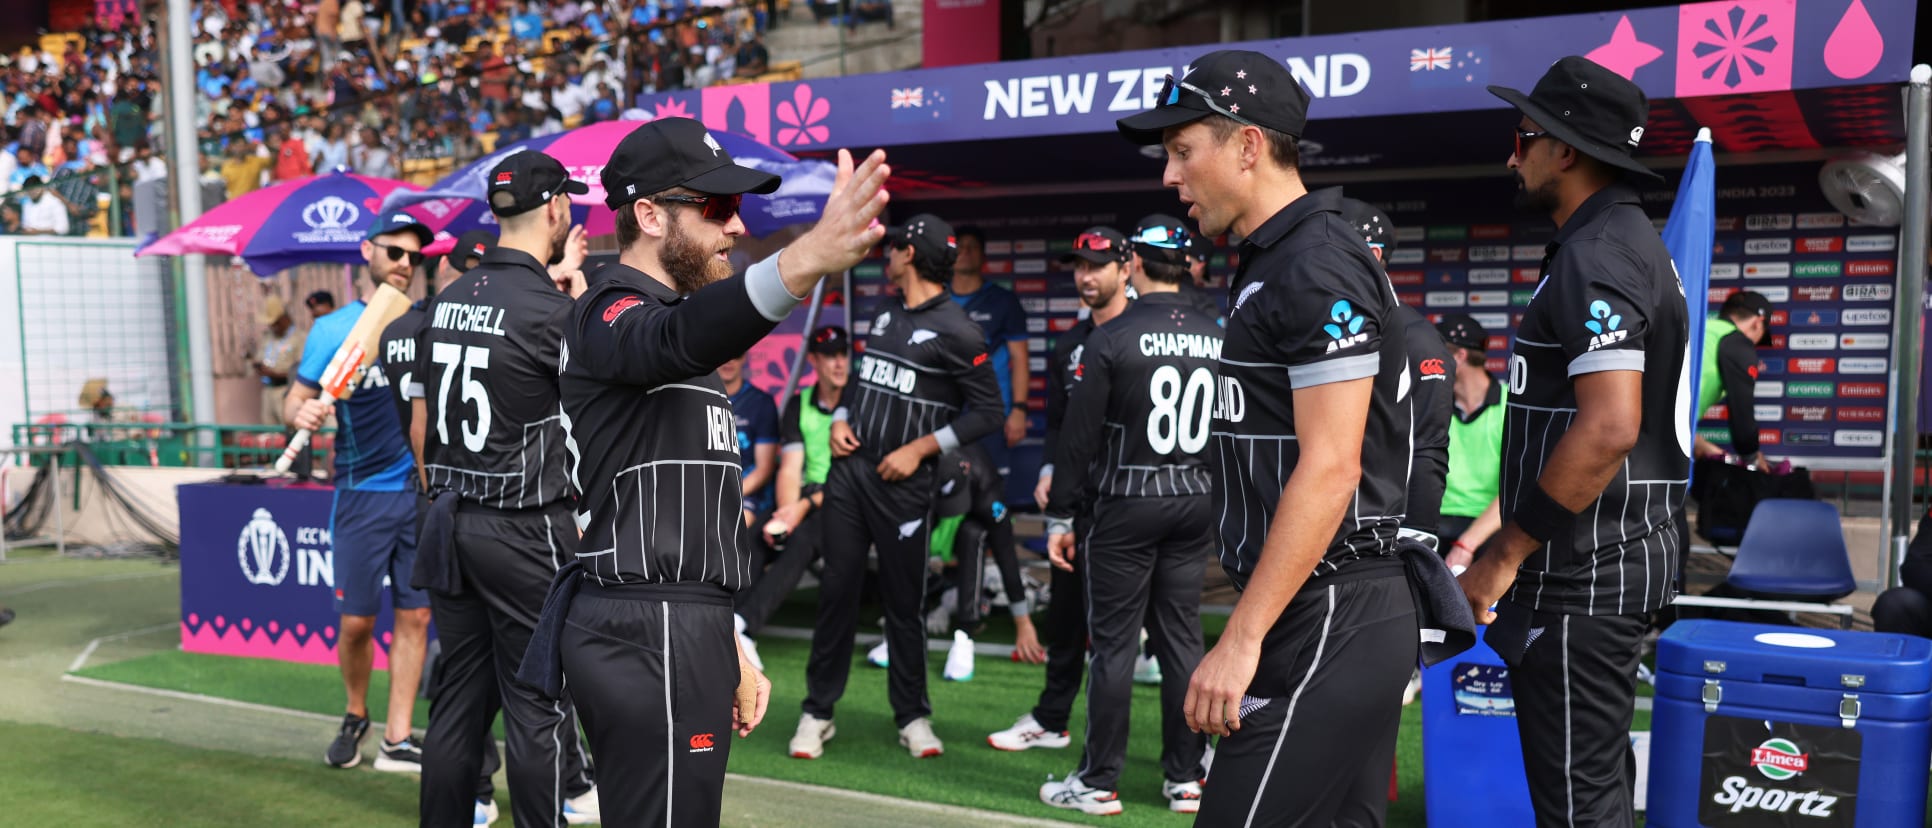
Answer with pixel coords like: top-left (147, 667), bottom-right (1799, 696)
top-left (1650, 619), bottom-right (1932, 827)
top-left (1422, 631), bottom-right (1535, 826)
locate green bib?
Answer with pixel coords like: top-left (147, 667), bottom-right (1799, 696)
top-left (1697, 316), bottom-right (1736, 417)
top-left (798, 386), bottom-right (833, 487)
top-left (1443, 384), bottom-right (1508, 519)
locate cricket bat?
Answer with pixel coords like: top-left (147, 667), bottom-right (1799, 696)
top-left (274, 284), bottom-right (414, 473)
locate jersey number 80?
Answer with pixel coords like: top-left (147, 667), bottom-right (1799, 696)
top-left (1148, 365), bottom-right (1214, 455)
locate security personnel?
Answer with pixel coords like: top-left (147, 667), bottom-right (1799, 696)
top-left (1462, 57), bottom-right (1689, 828)
top-left (1436, 314), bottom-right (1508, 571)
top-left (1038, 223), bottom-right (1218, 816)
top-left (1694, 290), bottom-right (1772, 467)
top-left (411, 152), bottom-right (598, 828)
top-left (1341, 197), bottom-right (1455, 546)
top-left (1118, 50), bottom-right (1417, 825)
top-left (519, 118), bottom-right (889, 827)
top-left (793, 213), bottom-right (1004, 761)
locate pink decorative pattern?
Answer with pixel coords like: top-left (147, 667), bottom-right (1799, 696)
top-left (1674, 0), bottom-right (1795, 97)
top-left (1822, 0), bottom-right (1882, 80)
top-left (1585, 16), bottom-right (1664, 80)
top-left (701, 85), bottom-right (772, 145)
top-left (776, 85), bottom-right (832, 147)
top-left (181, 616), bottom-right (390, 669)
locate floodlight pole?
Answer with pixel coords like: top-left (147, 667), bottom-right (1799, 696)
top-left (1885, 64), bottom-right (1930, 588)
top-left (166, 0), bottom-right (215, 429)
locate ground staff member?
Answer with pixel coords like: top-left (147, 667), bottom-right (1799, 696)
top-left (517, 118), bottom-right (890, 827)
top-left (791, 213), bottom-right (1004, 761)
top-left (1459, 57), bottom-right (1690, 828)
top-left (1436, 313), bottom-right (1506, 572)
top-left (410, 151), bottom-right (600, 828)
top-left (1694, 290), bottom-right (1772, 467)
top-left (287, 211), bottom-right (435, 776)
top-left (734, 325), bottom-right (852, 667)
top-left (1118, 50), bottom-right (1418, 826)
top-left (988, 228), bottom-right (1135, 754)
top-left (1038, 222), bottom-right (1218, 816)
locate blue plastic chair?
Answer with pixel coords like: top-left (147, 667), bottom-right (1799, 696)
top-left (1725, 499), bottom-right (1857, 601)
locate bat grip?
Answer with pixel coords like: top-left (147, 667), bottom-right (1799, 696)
top-left (274, 429), bottom-right (313, 473)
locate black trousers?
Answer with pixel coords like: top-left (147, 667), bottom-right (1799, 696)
top-left (420, 507), bottom-right (593, 828)
top-left (560, 585), bottom-right (739, 827)
top-left (1874, 587), bottom-right (1932, 637)
top-left (733, 508), bottom-right (823, 635)
top-left (1031, 530), bottom-right (1086, 733)
top-left (1511, 610), bottom-right (1648, 828)
top-left (804, 457), bottom-right (935, 727)
top-left (1076, 495), bottom-right (1209, 790)
top-left (1196, 573), bottom-right (1416, 828)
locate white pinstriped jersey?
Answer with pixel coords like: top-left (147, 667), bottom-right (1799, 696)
top-left (1501, 185), bottom-right (1691, 616)
top-left (844, 292), bottom-right (1004, 465)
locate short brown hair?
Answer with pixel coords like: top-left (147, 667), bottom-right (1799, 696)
top-left (1205, 115), bottom-right (1300, 170)
top-left (615, 201), bottom-right (643, 248)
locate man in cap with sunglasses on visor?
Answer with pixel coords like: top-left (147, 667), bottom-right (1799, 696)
top-left (794, 212), bottom-right (1005, 762)
top-left (410, 151), bottom-right (604, 828)
top-left (286, 210), bottom-right (438, 776)
top-left (1461, 57), bottom-right (1689, 828)
top-left (514, 118), bottom-right (890, 827)
top-left (1037, 221), bottom-right (1220, 815)
top-left (1118, 50), bottom-right (1419, 825)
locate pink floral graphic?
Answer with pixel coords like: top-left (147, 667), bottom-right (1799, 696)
top-left (1674, 0), bottom-right (1794, 97)
top-left (776, 84), bottom-right (831, 147)
top-left (653, 99), bottom-right (694, 120)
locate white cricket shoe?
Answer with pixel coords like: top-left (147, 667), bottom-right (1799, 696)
top-left (734, 614), bottom-right (763, 672)
top-left (789, 713), bottom-right (836, 759)
top-left (563, 786), bottom-right (599, 824)
top-left (1163, 779), bottom-right (1204, 814)
top-left (898, 717), bottom-right (944, 758)
top-left (942, 629), bottom-right (975, 682)
top-left (987, 713), bottom-right (1070, 751)
top-left (1040, 774), bottom-right (1123, 816)
top-left (866, 640), bottom-right (890, 668)
top-left (1402, 668), bottom-right (1422, 706)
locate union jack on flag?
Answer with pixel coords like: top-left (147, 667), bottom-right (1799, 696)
top-left (891, 87), bottom-right (925, 109)
top-left (1410, 47), bottom-right (1452, 72)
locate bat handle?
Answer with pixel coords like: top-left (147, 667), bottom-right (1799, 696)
top-left (274, 429), bottom-right (313, 474)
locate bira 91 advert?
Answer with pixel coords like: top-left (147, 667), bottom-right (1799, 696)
top-left (1699, 717), bottom-right (1859, 826)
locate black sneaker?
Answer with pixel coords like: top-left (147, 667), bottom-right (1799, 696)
top-left (373, 737), bottom-right (424, 773)
top-left (325, 713), bottom-right (370, 768)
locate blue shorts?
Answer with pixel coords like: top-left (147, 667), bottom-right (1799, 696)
top-left (331, 488), bottom-right (428, 616)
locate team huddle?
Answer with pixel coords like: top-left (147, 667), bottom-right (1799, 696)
top-left (297, 48), bottom-right (1689, 828)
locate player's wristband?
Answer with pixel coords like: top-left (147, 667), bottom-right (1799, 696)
top-left (1045, 516), bottom-right (1073, 536)
top-left (832, 407), bottom-right (849, 422)
top-left (1514, 485), bottom-right (1577, 543)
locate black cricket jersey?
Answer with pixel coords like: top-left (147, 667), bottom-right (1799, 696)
top-left (415, 248), bottom-right (574, 510)
top-left (1500, 184), bottom-right (1690, 616)
top-left (842, 292), bottom-right (1004, 465)
top-left (1045, 293), bottom-right (1220, 514)
top-left (378, 301), bottom-right (428, 434)
top-left (1039, 317), bottom-right (1097, 480)
top-left (1214, 187), bottom-right (1412, 588)
top-left (1714, 329), bottom-right (1761, 456)
top-left (559, 256), bottom-right (802, 589)
top-left (1399, 304), bottom-right (1454, 537)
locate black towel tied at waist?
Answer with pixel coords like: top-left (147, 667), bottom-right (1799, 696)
top-left (1398, 536), bottom-right (1477, 667)
top-left (410, 490), bottom-right (462, 595)
top-left (515, 561), bottom-right (733, 700)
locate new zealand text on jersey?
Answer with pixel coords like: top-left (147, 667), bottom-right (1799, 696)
top-left (706, 403), bottom-right (736, 453)
top-left (858, 354), bottom-right (918, 394)
top-left (432, 301), bottom-right (509, 337)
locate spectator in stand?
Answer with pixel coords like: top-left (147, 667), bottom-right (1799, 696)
top-left (220, 138), bottom-right (270, 198)
top-left (341, 0), bottom-right (370, 58)
top-left (269, 127), bottom-right (312, 181)
top-left (734, 32), bottom-right (769, 78)
top-left (512, 1), bottom-right (548, 42)
top-left (10, 147), bottom-right (50, 192)
top-left (110, 76), bottom-right (147, 160)
top-left (130, 140), bottom-right (167, 184)
top-left (0, 201), bottom-right (20, 234)
top-left (317, 0), bottom-right (344, 69)
top-left (350, 126), bottom-right (396, 178)
top-left (313, 121), bottom-right (351, 172)
top-left (306, 290), bottom-right (338, 319)
top-left (18, 177), bottom-right (70, 236)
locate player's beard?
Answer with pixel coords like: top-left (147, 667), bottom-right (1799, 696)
top-left (1513, 171), bottom-right (1560, 215)
top-left (663, 213), bottom-right (733, 295)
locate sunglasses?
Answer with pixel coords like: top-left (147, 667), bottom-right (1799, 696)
top-left (652, 192), bottom-right (742, 223)
top-left (1514, 128), bottom-right (1551, 158)
top-left (1130, 224), bottom-right (1190, 250)
top-left (378, 244), bottom-right (425, 266)
top-left (1075, 232), bottom-right (1118, 252)
top-left (1159, 74), bottom-right (1256, 129)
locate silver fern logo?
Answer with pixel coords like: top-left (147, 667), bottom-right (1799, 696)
top-left (238, 508), bottom-right (291, 586)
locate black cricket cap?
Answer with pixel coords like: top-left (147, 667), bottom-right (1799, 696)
top-left (885, 213), bottom-right (958, 270)
top-left (1186, 233), bottom-right (1212, 262)
top-left (1130, 214), bottom-right (1190, 265)
top-left (1488, 56), bottom-right (1662, 182)
top-left (451, 229), bottom-right (496, 271)
top-left (807, 325), bottom-right (850, 355)
top-left (1117, 50), bottom-right (1310, 145)
top-left (1437, 314), bottom-right (1488, 351)
top-left (487, 151), bottom-right (588, 217)
top-left (1721, 290), bottom-right (1774, 344)
top-left (1338, 197), bottom-right (1396, 253)
top-left (1060, 226), bottom-right (1130, 265)
top-left (602, 117), bottom-right (779, 209)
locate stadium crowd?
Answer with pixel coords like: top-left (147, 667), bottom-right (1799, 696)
top-left (0, 0), bottom-right (867, 234)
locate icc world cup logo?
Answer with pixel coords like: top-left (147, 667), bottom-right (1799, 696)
top-left (302, 196), bottom-right (359, 230)
top-left (238, 508), bottom-right (290, 586)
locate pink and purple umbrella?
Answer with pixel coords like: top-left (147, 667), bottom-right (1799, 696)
top-left (384, 118), bottom-right (835, 254)
top-left (137, 171), bottom-right (422, 276)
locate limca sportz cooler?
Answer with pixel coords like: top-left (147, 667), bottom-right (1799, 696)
top-left (1649, 619), bottom-right (1932, 827)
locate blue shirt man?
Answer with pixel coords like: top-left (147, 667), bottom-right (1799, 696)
top-left (721, 354), bottom-right (781, 516)
top-left (948, 226), bottom-right (1031, 475)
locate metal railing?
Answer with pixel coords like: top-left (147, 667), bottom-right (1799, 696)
top-left (9, 421), bottom-right (335, 470)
